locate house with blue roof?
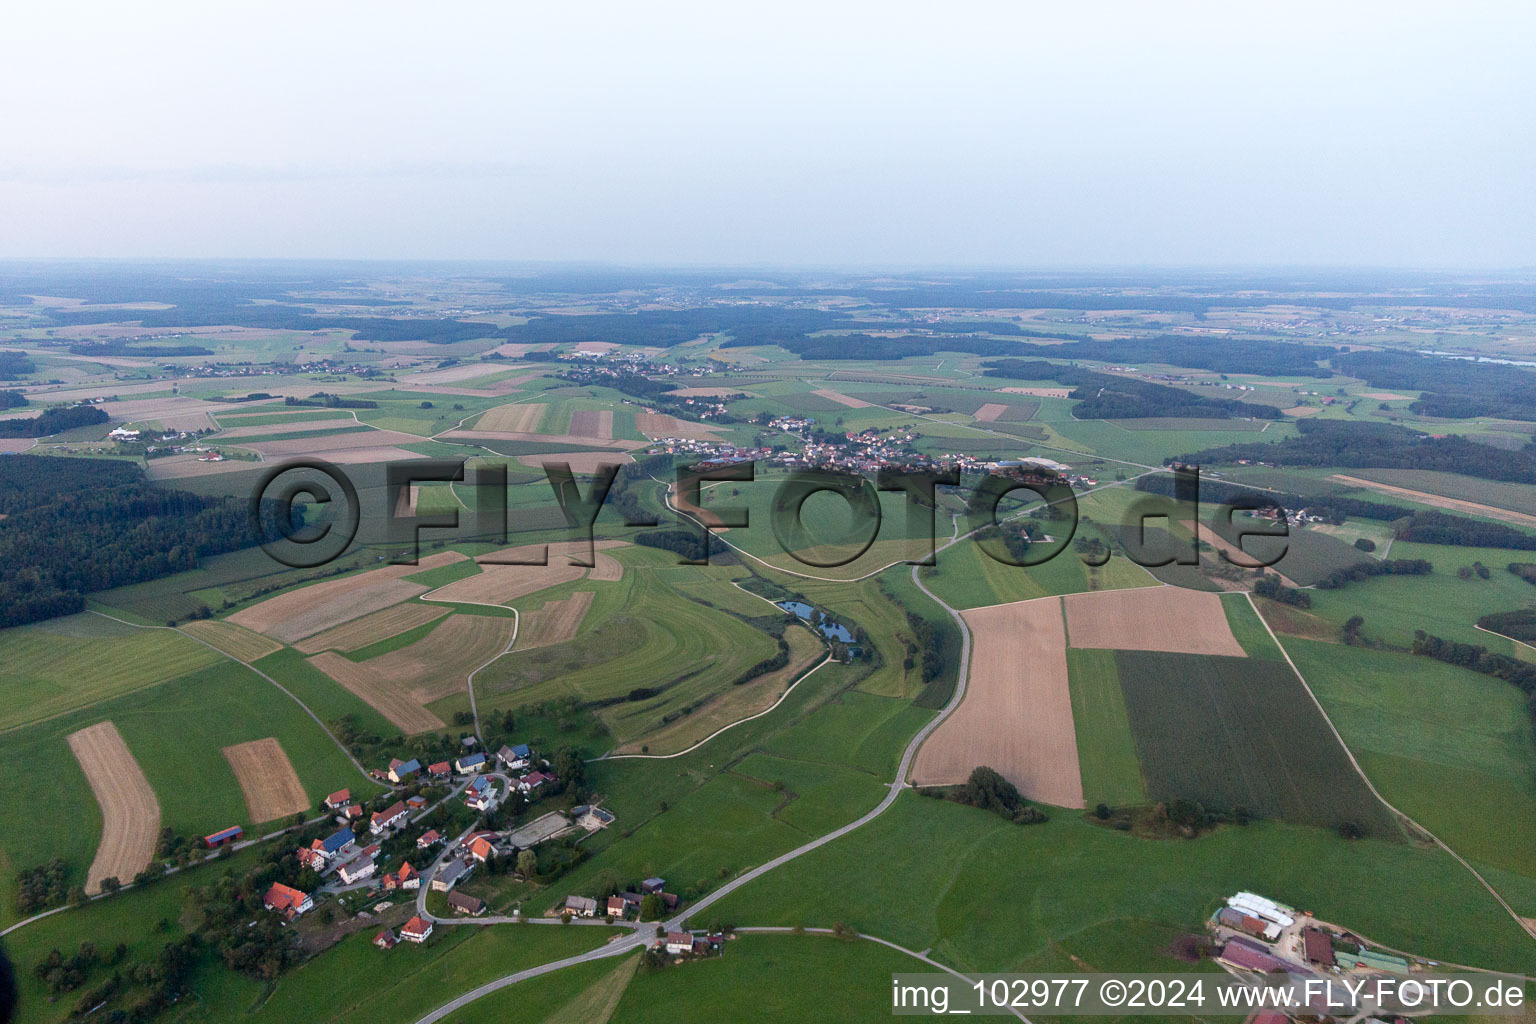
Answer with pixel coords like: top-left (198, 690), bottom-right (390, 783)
top-left (455, 752), bottom-right (487, 773)
top-left (321, 827), bottom-right (356, 857)
top-left (387, 757), bottom-right (422, 783)
top-left (496, 743), bottom-right (532, 771)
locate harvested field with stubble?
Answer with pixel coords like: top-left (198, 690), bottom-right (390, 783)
top-left (1063, 586), bottom-right (1246, 657)
top-left (227, 551), bottom-right (467, 642)
top-left (912, 597), bottom-right (1085, 808)
top-left (180, 619), bottom-right (283, 661)
top-left (635, 412), bottom-right (724, 440)
top-left (222, 737), bottom-right (309, 822)
top-left (307, 613), bottom-right (517, 732)
top-left (568, 409), bottom-right (614, 439)
top-left (294, 603), bottom-right (450, 653)
top-left (476, 402), bottom-right (546, 432)
top-left (810, 387), bottom-right (872, 408)
top-left (973, 402), bottom-right (1008, 422)
top-left (67, 722), bottom-right (160, 893)
top-left (239, 428), bottom-right (426, 457)
top-left (424, 540), bottom-right (627, 605)
top-left (516, 591), bottom-right (595, 649)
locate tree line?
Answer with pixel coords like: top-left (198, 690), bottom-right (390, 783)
top-left (0, 404), bottom-right (108, 438)
top-left (1177, 419), bottom-right (1536, 484)
top-left (982, 359), bottom-right (1281, 419)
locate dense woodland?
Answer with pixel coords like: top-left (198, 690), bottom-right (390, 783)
top-left (0, 349), bottom-right (36, 377)
top-left (0, 456), bottom-right (281, 627)
top-left (1134, 474), bottom-right (1536, 550)
top-left (1333, 350), bottom-right (1536, 421)
top-left (983, 359), bottom-right (1280, 419)
top-left (0, 404), bottom-right (108, 438)
top-left (1039, 335), bottom-right (1335, 377)
top-left (64, 341), bottom-right (213, 357)
top-left (1179, 419), bottom-right (1536, 484)
top-left (0, 389), bottom-right (26, 408)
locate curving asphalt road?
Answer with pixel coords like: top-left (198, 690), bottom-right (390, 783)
top-left (411, 514), bottom-right (979, 1022)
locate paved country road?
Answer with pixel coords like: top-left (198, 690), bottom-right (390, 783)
top-left (411, 514), bottom-right (980, 1022)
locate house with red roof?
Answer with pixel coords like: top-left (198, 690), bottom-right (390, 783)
top-left (416, 829), bottom-right (442, 850)
top-left (370, 800), bottom-right (408, 835)
top-left (263, 883), bottom-right (313, 920)
top-left (428, 761), bottom-right (451, 778)
top-left (324, 788), bottom-right (351, 810)
top-left (373, 929), bottom-right (397, 950)
top-left (469, 836), bottom-right (496, 863)
top-left (400, 916), bottom-right (433, 943)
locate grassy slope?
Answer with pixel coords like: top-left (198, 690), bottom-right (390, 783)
top-left (0, 661), bottom-right (365, 920)
top-left (1285, 638), bottom-right (1536, 879)
top-left (705, 794), bottom-right (1534, 974)
top-left (0, 620), bottom-right (223, 731)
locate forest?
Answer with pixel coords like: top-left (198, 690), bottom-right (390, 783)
top-left (1038, 334), bottom-right (1335, 376)
top-left (1178, 419), bottom-right (1536, 483)
top-left (1333, 350), bottom-right (1536, 421)
top-left (0, 456), bottom-right (281, 627)
top-left (983, 359), bottom-right (1281, 419)
top-left (64, 340), bottom-right (213, 357)
top-left (0, 404), bottom-right (108, 438)
top-left (0, 349), bottom-right (36, 377)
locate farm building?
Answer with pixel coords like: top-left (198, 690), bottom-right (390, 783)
top-left (447, 891), bottom-right (486, 916)
top-left (456, 752), bottom-right (487, 773)
top-left (1303, 928), bottom-right (1335, 966)
top-left (1226, 892), bottom-right (1296, 929)
top-left (428, 760), bottom-right (451, 777)
top-left (204, 825), bottom-right (242, 848)
top-left (370, 800), bottom-right (408, 835)
top-left (373, 930), bottom-right (397, 950)
top-left (515, 770), bottom-right (554, 793)
top-left (407, 795), bottom-right (428, 810)
top-left (573, 805), bottom-right (615, 830)
top-left (1217, 907), bottom-right (1281, 941)
top-left (565, 894), bottom-right (598, 917)
top-left (336, 845), bottom-right (379, 885)
top-left (263, 883), bottom-right (313, 920)
top-left (1217, 938), bottom-right (1301, 974)
top-left (400, 916), bottom-right (433, 943)
top-left (641, 877), bottom-right (666, 894)
top-left (1336, 948), bottom-right (1409, 975)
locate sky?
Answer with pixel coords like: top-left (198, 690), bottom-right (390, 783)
top-left (2, 1), bottom-right (1534, 267)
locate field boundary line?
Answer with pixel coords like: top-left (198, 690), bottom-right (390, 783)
top-left (1243, 593), bottom-right (1536, 947)
top-left (85, 610), bottom-right (387, 789)
top-left (463, 608), bottom-right (519, 744)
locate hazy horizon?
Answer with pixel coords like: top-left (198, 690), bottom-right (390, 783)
top-left (4, 1), bottom-right (1533, 267)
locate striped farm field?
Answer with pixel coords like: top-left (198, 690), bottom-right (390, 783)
top-left (294, 602), bottom-right (450, 654)
top-left (516, 591), bottom-right (595, 650)
top-left (227, 551), bottom-right (467, 642)
top-left (308, 613), bottom-right (517, 732)
top-left (0, 623), bottom-right (223, 732)
top-left (180, 619), bottom-right (283, 661)
top-left (476, 402), bottom-right (546, 432)
top-left (67, 721), bottom-right (160, 893)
